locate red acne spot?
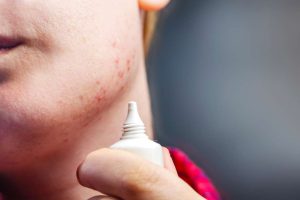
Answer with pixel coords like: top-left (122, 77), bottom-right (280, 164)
top-left (112, 41), bottom-right (117, 48)
top-left (118, 70), bottom-right (125, 79)
top-left (126, 58), bottom-right (132, 72)
top-left (126, 59), bottom-right (131, 71)
top-left (83, 121), bottom-right (90, 128)
top-left (79, 95), bottom-right (84, 101)
top-left (71, 113), bottom-right (83, 121)
top-left (63, 138), bottom-right (69, 143)
top-left (95, 87), bottom-right (106, 102)
top-left (95, 95), bottom-right (104, 102)
top-left (115, 58), bottom-right (120, 66)
top-left (96, 80), bottom-right (100, 85)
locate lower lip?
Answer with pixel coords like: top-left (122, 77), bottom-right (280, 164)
top-left (0, 38), bottom-right (23, 55)
top-left (0, 45), bottom-right (21, 55)
top-left (0, 48), bottom-right (11, 54)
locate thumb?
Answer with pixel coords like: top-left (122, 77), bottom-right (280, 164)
top-left (77, 148), bottom-right (205, 200)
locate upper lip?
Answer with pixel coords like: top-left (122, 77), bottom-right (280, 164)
top-left (0, 35), bottom-right (23, 50)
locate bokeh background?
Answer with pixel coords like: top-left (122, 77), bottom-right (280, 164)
top-left (147, 0), bottom-right (300, 199)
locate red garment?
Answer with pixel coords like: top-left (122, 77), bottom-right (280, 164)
top-left (168, 147), bottom-right (221, 200)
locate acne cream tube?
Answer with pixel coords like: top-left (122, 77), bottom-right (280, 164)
top-left (110, 101), bottom-right (164, 166)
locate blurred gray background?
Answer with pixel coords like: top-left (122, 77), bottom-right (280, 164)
top-left (147, 0), bottom-right (300, 199)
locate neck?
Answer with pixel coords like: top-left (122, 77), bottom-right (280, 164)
top-left (0, 62), bottom-right (153, 200)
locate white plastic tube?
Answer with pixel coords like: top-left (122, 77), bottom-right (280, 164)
top-left (110, 101), bottom-right (164, 166)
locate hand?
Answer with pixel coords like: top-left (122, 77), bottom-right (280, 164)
top-left (77, 147), bottom-right (206, 200)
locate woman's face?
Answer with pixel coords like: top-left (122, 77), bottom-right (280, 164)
top-left (0, 1), bottom-right (141, 169)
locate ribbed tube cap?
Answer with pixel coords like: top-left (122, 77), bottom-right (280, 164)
top-left (122, 101), bottom-right (147, 138)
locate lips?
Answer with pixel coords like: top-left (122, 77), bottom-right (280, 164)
top-left (0, 36), bottom-right (23, 53)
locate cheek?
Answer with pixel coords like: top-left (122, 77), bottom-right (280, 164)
top-left (14, 23), bottom-right (139, 142)
top-left (0, 52), bottom-right (135, 167)
top-left (0, 1), bottom-right (141, 167)
top-left (113, 43), bottom-right (137, 85)
top-left (46, 0), bottom-right (140, 108)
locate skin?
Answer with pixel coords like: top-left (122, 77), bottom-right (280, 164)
top-left (0, 0), bottom-right (205, 199)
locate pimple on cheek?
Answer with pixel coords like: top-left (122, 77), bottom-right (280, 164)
top-left (126, 59), bottom-right (131, 72)
top-left (79, 95), bottom-right (84, 101)
top-left (116, 57), bottom-right (133, 80)
top-left (118, 70), bottom-right (125, 79)
top-left (63, 138), bottom-right (69, 143)
top-left (115, 58), bottom-right (120, 67)
top-left (112, 41), bottom-right (117, 48)
top-left (94, 86), bottom-right (107, 103)
top-left (120, 86), bottom-right (125, 91)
